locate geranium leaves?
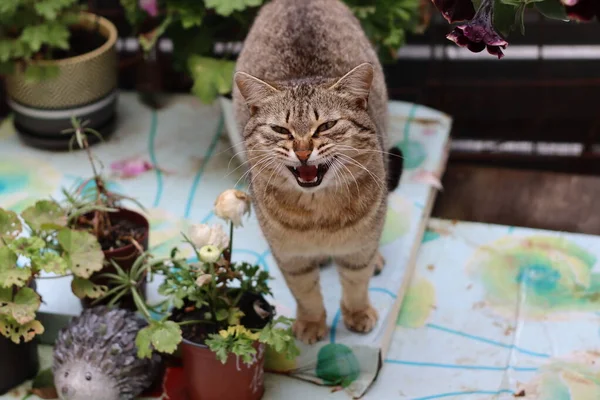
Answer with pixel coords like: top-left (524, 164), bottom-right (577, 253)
top-left (71, 277), bottom-right (108, 299)
top-left (0, 315), bottom-right (44, 344)
top-left (57, 229), bottom-right (104, 279)
top-left (0, 209), bottom-right (22, 242)
top-left (0, 247), bottom-right (29, 288)
top-left (0, 286), bottom-right (40, 324)
top-left (21, 200), bottom-right (67, 231)
top-left (136, 321), bottom-right (182, 358)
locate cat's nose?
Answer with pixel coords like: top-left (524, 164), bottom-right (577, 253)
top-left (295, 150), bottom-right (311, 163)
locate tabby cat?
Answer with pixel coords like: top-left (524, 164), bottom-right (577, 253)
top-left (233, 0), bottom-right (403, 344)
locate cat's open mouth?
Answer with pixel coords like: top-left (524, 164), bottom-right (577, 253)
top-left (287, 164), bottom-right (329, 187)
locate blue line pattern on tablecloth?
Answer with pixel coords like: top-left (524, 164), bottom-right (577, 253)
top-left (148, 110), bottom-right (162, 207)
top-left (426, 323), bottom-right (550, 358)
top-left (184, 115), bottom-right (224, 218)
top-left (384, 359), bottom-right (538, 372)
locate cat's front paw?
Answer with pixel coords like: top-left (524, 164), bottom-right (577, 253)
top-left (292, 315), bottom-right (327, 345)
top-left (342, 304), bottom-right (378, 333)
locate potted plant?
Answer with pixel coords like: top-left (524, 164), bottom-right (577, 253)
top-left (100, 189), bottom-right (299, 400)
top-left (0, 200), bottom-right (107, 394)
top-left (117, 0), bottom-right (425, 162)
top-left (0, 0), bottom-right (118, 149)
top-left (431, 0), bottom-right (599, 58)
top-left (60, 117), bottom-right (150, 310)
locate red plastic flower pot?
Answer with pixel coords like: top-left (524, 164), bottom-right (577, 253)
top-left (181, 339), bottom-right (266, 400)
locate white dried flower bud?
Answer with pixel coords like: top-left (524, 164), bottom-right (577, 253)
top-left (214, 189), bottom-right (251, 227)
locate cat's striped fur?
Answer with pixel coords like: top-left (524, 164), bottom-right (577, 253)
top-left (233, 0), bottom-right (402, 344)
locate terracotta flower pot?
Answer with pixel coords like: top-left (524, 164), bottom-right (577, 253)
top-left (0, 336), bottom-right (39, 395)
top-left (80, 208), bottom-right (150, 311)
top-left (181, 339), bottom-right (266, 400)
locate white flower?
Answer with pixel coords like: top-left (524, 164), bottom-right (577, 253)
top-left (214, 189), bottom-right (251, 227)
top-left (189, 224), bottom-right (229, 250)
top-left (195, 274), bottom-right (212, 287)
top-left (199, 245), bottom-right (221, 263)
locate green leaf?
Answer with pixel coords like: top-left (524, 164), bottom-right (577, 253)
top-left (35, 252), bottom-right (68, 275)
top-left (0, 247), bottom-right (30, 288)
top-left (136, 321), bottom-right (182, 358)
top-left (494, 0), bottom-right (519, 37)
top-left (188, 56), bottom-right (236, 104)
top-left (57, 229), bottom-right (104, 279)
top-left (0, 314), bottom-right (44, 344)
top-left (203, 0), bottom-right (263, 16)
top-left (167, 0), bottom-right (204, 29)
top-left (535, 0), bottom-right (568, 20)
top-left (20, 23), bottom-right (70, 53)
top-left (8, 237), bottom-right (46, 257)
top-left (215, 309), bottom-right (229, 321)
top-left (71, 277), bottom-right (108, 299)
top-left (34, 0), bottom-right (78, 20)
top-left (0, 209), bottom-right (22, 241)
top-left (228, 308), bottom-right (244, 325)
top-left (119, 0), bottom-right (144, 27)
top-left (22, 200), bottom-right (67, 231)
top-left (0, 287), bottom-right (40, 324)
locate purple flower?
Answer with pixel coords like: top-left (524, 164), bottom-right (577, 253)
top-left (139, 0), bottom-right (159, 17)
top-left (562, 0), bottom-right (600, 21)
top-left (445, 0), bottom-right (508, 59)
top-left (432, 0), bottom-right (476, 23)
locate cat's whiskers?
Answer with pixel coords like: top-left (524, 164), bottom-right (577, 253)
top-left (333, 157), bottom-right (360, 193)
top-left (336, 153), bottom-right (384, 191)
top-left (329, 159), bottom-right (349, 195)
top-left (225, 151), bottom-right (273, 178)
top-left (226, 144), bottom-right (269, 172)
top-left (250, 158), bottom-right (280, 187)
top-left (334, 144), bottom-right (404, 159)
top-left (235, 155), bottom-right (274, 187)
top-left (263, 164), bottom-right (283, 198)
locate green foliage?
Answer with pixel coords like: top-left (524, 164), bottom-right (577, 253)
top-left (100, 215), bottom-right (298, 362)
top-left (136, 320), bottom-right (182, 358)
top-left (204, 0), bottom-right (264, 16)
top-left (0, 200), bottom-right (109, 343)
top-left (0, 0), bottom-right (81, 78)
top-left (120, 0), bottom-right (422, 104)
top-left (188, 56), bottom-right (236, 103)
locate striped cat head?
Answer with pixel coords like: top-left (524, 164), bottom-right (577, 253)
top-left (235, 63), bottom-right (383, 191)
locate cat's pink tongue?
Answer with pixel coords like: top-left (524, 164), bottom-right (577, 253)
top-left (297, 165), bottom-right (318, 181)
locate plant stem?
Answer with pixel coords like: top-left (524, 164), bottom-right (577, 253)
top-left (228, 221), bottom-right (234, 263)
top-left (132, 287), bottom-right (152, 321)
top-left (178, 319), bottom-right (216, 326)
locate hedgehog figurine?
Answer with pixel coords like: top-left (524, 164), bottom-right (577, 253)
top-left (53, 306), bottom-right (162, 400)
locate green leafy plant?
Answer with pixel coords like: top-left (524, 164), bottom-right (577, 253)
top-left (120, 0), bottom-right (424, 103)
top-left (0, 0), bottom-right (82, 80)
top-left (101, 188), bottom-right (299, 364)
top-left (0, 201), bottom-right (106, 344)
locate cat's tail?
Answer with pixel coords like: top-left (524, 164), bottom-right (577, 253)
top-left (387, 146), bottom-right (404, 192)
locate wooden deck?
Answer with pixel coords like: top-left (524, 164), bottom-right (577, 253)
top-left (433, 165), bottom-right (600, 235)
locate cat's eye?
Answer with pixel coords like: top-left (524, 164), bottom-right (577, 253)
top-left (85, 372), bottom-right (92, 381)
top-left (271, 125), bottom-right (292, 139)
top-left (315, 120), bottom-right (338, 136)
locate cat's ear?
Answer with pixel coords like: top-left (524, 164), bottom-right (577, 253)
top-left (329, 63), bottom-right (374, 109)
top-left (235, 72), bottom-right (279, 114)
